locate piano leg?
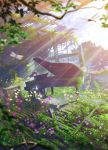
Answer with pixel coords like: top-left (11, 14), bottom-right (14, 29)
top-left (51, 87), bottom-right (54, 95)
top-left (43, 88), bottom-right (46, 98)
top-left (39, 88), bottom-right (46, 98)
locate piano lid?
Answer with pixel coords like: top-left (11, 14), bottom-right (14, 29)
top-left (34, 57), bottom-right (82, 78)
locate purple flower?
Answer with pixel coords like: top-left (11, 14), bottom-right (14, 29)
top-left (11, 112), bottom-right (17, 117)
top-left (48, 96), bottom-right (51, 101)
top-left (40, 125), bottom-right (45, 129)
top-left (6, 102), bottom-right (10, 106)
top-left (47, 128), bottom-right (55, 135)
top-left (34, 129), bottom-right (39, 134)
top-left (40, 122), bottom-right (43, 125)
top-left (49, 130), bottom-right (54, 135)
top-left (17, 107), bottom-right (22, 111)
top-left (30, 123), bottom-right (35, 128)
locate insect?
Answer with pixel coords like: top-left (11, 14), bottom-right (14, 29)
top-left (10, 51), bottom-right (24, 60)
top-left (83, 13), bottom-right (100, 22)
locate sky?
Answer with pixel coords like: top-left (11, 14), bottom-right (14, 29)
top-left (59, 0), bottom-right (108, 49)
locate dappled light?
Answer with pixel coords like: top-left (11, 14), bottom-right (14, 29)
top-left (0, 0), bottom-right (108, 149)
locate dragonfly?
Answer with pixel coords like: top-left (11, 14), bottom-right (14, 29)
top-left (10, 51), bottom-right (24, 60)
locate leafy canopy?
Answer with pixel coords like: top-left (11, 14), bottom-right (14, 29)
top-left (0, 0), bottom-right (108, 52)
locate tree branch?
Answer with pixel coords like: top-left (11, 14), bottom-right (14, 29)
top-left (18, 0), bottom-right (105, 20)
top-left (18, 0), bottom-right (77, 19)
top-left (67, 5), bottom-right (104, 14)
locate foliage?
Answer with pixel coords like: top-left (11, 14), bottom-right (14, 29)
top-left (0, 87), bottom-right (108, 149)
top-left (0, 102), bottom-right (36, 146)
top-left (0, 0), bottom-right (78, 22)
top-left (0, 0), bottom-right (108, 24)
top-left (0, 0), bottom-right (107, 55)
top-left (0, 23), bottom-right (28, 53)
top-left (100, 14), bottom-right (108, 28)
top-left (0, 0), bottom-right (78, 55)
top-left (12, 75), bottom-right (25, 89)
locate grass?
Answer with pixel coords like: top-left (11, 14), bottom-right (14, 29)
top-left (0, 87), bottom-right (108, 149)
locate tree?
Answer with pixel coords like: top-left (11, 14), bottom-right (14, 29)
top-left (0, 0), bottom-right (88, 22)
top-left (0, 0), bottom-right (76, 52)
top-left (0, 0), bottom-right (108, 52)
top-left (0, 0), bottom-right (108, 23)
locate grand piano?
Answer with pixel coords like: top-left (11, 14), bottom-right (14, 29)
top-left (24, 57), bottom-right (83, 97)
